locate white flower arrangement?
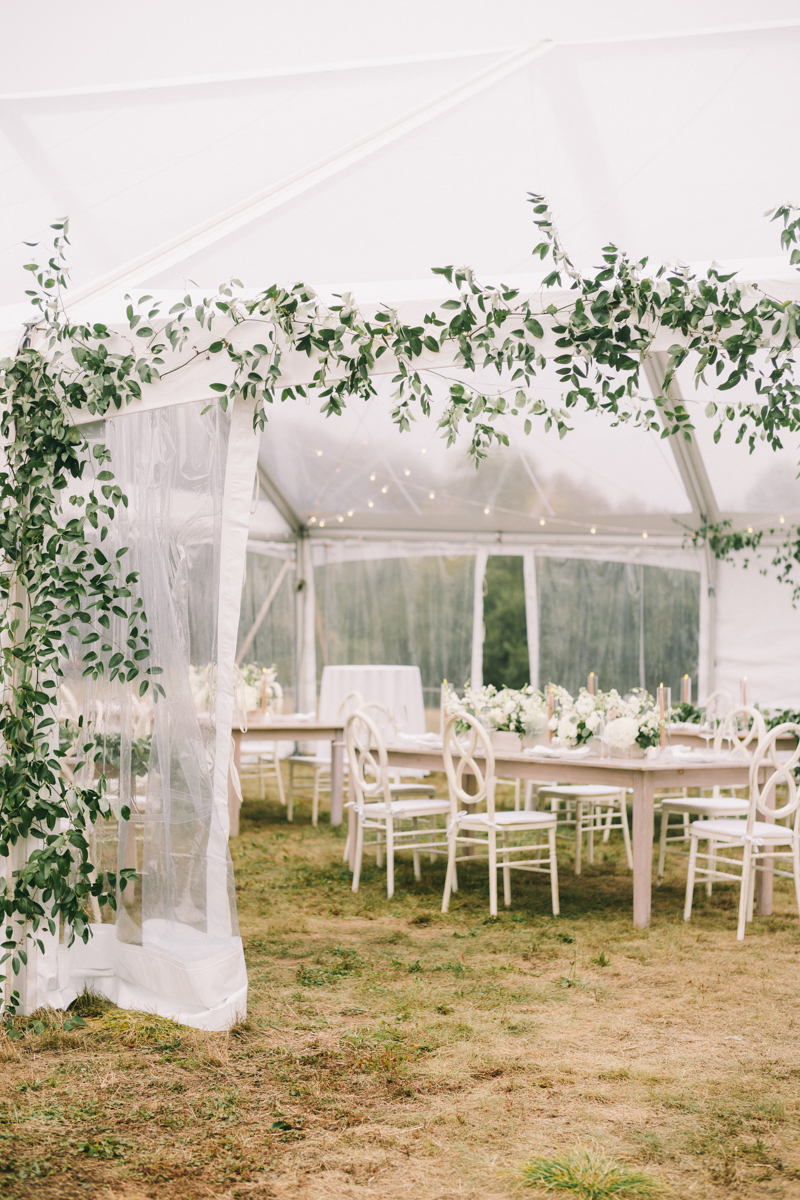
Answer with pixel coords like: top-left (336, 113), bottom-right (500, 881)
top-left (601, 716), bottom-right (639, 751)
top-left (188, 662), bottom-right (283, 717)
top-left (547, 685), bottom-right (604, 746)
top-left (443, 682), bottom-right (547, 736)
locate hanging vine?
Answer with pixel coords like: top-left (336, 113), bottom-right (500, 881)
top-left (2, 198), bottom-right (800, 1018)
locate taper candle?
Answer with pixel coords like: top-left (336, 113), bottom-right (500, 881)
top-left (588, 672), bottom-right (596, 696)
top-left (682, 674), bottom-right (691, 705)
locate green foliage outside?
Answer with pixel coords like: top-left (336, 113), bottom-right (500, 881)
top-left (482, 557), bottom-right (529, 690)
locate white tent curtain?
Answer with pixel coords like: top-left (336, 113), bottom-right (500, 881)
top-left (44, 398), bottom-right (256, 1029)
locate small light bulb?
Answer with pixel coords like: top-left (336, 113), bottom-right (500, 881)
top-left (780, 515), bottom-right (786, 524)
top-left (319, 520), bottom-right (325, 527)
top-left (590, 527), bottom-right (596, 534)
top-left (429, 492), bottom-right (435, 500)
top-left (316, 450), bottom-right (322, 457)
top-left (642, 531), bottom-right (648, 539)
top-left (381, 486), bottom-right (388, 494)
top-left (484, 507), bottom-right (490, 515)
top-left (335, 466), bottom-right (340, 473)
top-left (369, 474), bottom-right (376, 481)
top-left (421, 448), bottom-right (427, 454)
top-left (368, 500), bottom-right (374, 508)
top-left (337, 515), bottom-right (343, 522)
top-left (539, 518), bottom-right (545, 526)
top-left (347, 510), bottom-right (353, 517)
top-left (747, 526), bottom-right (753, 534)
top-left (309, 516), bottom-right (316, 523)
top-left (404, 469), bottom-right (410, 476)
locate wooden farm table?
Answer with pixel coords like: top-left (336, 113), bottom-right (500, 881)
top-left (669, 724), bottom-right (797, 752)
top-left (384, 745), bottom-right (762, 929)
top-left (230, 718), bottom-right (345, 836)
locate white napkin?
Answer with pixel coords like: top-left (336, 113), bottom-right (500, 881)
top-left (668, 745), bottom-right (735, 763)
top-left (397, 732), bottom-right (443, 748)
top-left (524, 745), bottom-right (592, 760)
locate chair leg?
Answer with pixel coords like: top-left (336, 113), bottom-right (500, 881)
top-left (601, 803), bottom-right (613, 844)
top-left (412, 817), bottom-right (421, 881)
top-left (657, 808), bottom-right (669, 885)
top-left (746, 851), bottom-right (756, 923)
top-left (488, 830), bottom-right (498, 917)
top-left (524, 780), bottom-right (534, 811)
top-left (312, 768), bottom-right (320, 827)
top-left (287, 762), bottom-right (294, 822)
top-left (587, 804), bottom-right (595, 865)
top-left (274, 749), bottom-right (286, 807)
top-left (514, 779), bottom-right (521, 812)
top-left (706, 839), bottom-right (716, 896)
top-left (442, 830), bottom-right (457, 913)
top-left (684, 835), bottom-right (699, 921)
top-left (620, 792), bottom-right (633, 870)
top-left (386, 818), bottom-right (395, 899)
top-left (793, 843), bottom-right (800, 920)
top-left (549, 826), bottom-right (560, 916)
top-left (574, 801), bottom-right (584, 875)
top-left (351, 814), bottom-right (364, 894)
top-left (738, 841), bottom-right (753, 940)
top-left (376, 829), bottom-right (384, 869)
top-left (502, 831), bottom-right (511, 907)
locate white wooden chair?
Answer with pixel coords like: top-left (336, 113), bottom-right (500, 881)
top-left (347, 709), bottom-right (449, 898)
top-left (657, 705), bottom-right (766, 885)
top-left (287, 691), bottom-right (362, 824)
top-left (239, 740), bottom-right (287, 807)
top-left (440, 713), bottom-right (559, 918)
top-left (684, 722), bottom-right (800, 939)
top-left (537, 784), bottom-right (632, 875)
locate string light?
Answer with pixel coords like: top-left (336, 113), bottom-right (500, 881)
top-left (368, 500), bottom-right (374, 508)
top-left (404, 469), bottom-right (410, 476)
top-left (309, 516), bottom-right (317, 523)
top-left (539, 518), bottom-right (545, 526)
top-left (780, 515), bottom-right (786, 524)
top-left (429, 492), bottom-right (435, 499)
top-left (590, 527), bottom-right (596, 534)
top-left (337, 515), bottom-right (343, 522)
top-left (421, 448), bottom-right (427, 454)
top-left (319, 520), bottom-right (325, 527)
top-left (381, 486), bottom-right (388, 494)
top-left (347, 510), bottom-right (353, 517)
top-left (642, 531), bottom-right (648, 539)
top-left (335, 466), bottom-right (340, 473)
top-left (369, 473), bottom-right (376, 481)
top-left (484, 507), bottom-right (490, 515)
top-left (316, 450), bottom-right (322, 457)
top-left (747, 526), bottom-right (753, 533)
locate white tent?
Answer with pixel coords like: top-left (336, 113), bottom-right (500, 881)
top-left (2, 1), bottom-right (800, 1027)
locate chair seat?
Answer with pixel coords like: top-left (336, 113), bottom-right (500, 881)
top-left (540, 785), bottom-right (624, 798)
top-left (663, 796), bottom-right (748, 816)
top-left (457, 810), bottom-right (558, 831)
top-left (362, 797), bottom-right (450, 817)
top-left (691, 817), bottom-right (796, 844)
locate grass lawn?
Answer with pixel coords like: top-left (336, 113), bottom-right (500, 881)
top-left (1, 771), bottom-right (800, 1198)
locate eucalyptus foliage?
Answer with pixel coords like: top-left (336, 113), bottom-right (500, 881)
top-left (2, 196), bottom-right (800, 1016)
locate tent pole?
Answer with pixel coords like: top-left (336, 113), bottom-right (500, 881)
top-left (235, 558), bottom-right (292, 666)
top-left (523, 550), bottom-right (539, 689)
top-left (471, 549), bottom-right (488, 688)
top-left (295, 534), bottom-right (317, 716)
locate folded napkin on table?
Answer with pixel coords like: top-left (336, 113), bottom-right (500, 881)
top-left (523, 745), bottom-right (592, 760)
top-left (668, 745), bottom-right (738, 763)
top-left (397, 732), bottom-right (443, 747)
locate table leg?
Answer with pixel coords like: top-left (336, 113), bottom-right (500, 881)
top-left (631, 772), bottom-right (654, 929)
top-left (756, 776), bottom-right (775, 916)
top-left (462, 772), bottom-right (479, 855)
top-left (330, 737), bottom-right (344, 826)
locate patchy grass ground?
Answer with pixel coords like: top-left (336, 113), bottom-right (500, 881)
top-left (1, 771), bottom-right (800, 1199)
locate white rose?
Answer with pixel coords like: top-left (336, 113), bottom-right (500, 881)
top-left (585, 710), bottom-right (601, 732)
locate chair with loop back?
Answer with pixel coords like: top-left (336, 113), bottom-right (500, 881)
top-left (684, 722), bottom-right (800, 939)
top-left (657, 705), bottom-right (765, 885)
top-left (286, 690), bottom-right (362, 824)
top-left (440, 713), bottom-right (559, 918)
top-left (346, 709), bottom-right (449, 898)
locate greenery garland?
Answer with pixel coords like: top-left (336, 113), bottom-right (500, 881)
top-left (2, 197), bottom-right (799, 1020)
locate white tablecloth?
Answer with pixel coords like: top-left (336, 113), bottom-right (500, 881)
top-left (318, 665), bottom-right (426, 733)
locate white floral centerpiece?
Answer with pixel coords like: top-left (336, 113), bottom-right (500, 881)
top-left (602, 688), bottom-right (661, 754)
top-left (188, 662), bottom-right (283, 717)
top-left (548, 685), bottom-right (605, 746)
top-left (442, 682), bottom-right (547, 747)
